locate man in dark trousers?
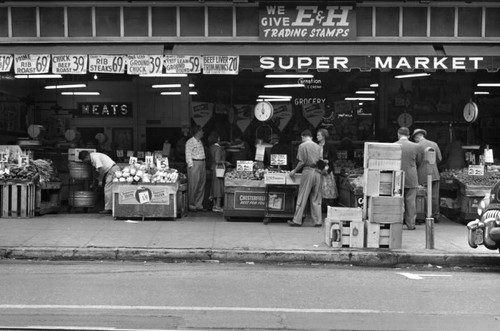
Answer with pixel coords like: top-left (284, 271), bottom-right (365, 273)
top-left (288, 130), bottom-right (322, 227)
top-left (395, 127), bottom-right (422, 230)
top-left (412, 128), bottom-right (442, 222)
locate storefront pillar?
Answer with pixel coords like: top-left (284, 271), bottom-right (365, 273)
top-left (377, 72), bottom-right (390, 138)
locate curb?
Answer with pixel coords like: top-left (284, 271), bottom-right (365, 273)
top-left (1, 247), bottom-right (500, 268)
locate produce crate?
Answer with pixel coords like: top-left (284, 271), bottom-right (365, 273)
top-left (459, 195), bottom-right (483, 221)
top-left (1, 181), bottom-right (36, 218)
top-left (364, 169), bottom-right (404, 197)
top-left (113, 182), bottom-right (179, 219)
top-left (365, 222), bottom-right (403, 249)
top-left (324, 218), bottom-right (364, 248)
top-left (36, 181), bottom-right (62, 215)
top-left (367, 196), bottom-right (404, 224)
top-left (363, 142), bottom-right (402, 171)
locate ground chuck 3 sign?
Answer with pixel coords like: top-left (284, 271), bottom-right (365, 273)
top-left (77, 103), bottom-right (132, 117)
top-left (259, 4), bottom-right (356, 40)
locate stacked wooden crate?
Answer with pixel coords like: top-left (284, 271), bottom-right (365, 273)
top-left (363, 143), bottom-right (404, 249)
top-left (324, 206), bottom-right (364, 248)
top-left (1, 180), bottom-right (36, 218)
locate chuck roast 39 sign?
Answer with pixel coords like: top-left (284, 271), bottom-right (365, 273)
top-left (259, 4), bottom-right (356, 40)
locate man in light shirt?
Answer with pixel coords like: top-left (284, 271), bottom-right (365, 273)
top-left (185, 125), bottom-right (207, 212)
top-left (79, 151), bottom-right (120, 214)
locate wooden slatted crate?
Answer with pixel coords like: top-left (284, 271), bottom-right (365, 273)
top-left (325, 207), bottom-right (364, 248)
top-left (367, 196), bottom-right (404, 224)
top-left (365, 222), bottom-right (403, 249)
top-left (1, 181), bottom-right (36, 218)
top-left (364, 169), bottom-right (404, 197)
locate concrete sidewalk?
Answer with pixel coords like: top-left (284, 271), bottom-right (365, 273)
top-left (0, 212), bottom-right (499, 267)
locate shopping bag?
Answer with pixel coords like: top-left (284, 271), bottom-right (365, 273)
top-left (216, 163), bottom-right (226, 178)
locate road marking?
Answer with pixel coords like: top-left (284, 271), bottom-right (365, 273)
top-left (0, 304), bottom-right (379, 314)
top-left (397, 272), bottom-right (453, 280)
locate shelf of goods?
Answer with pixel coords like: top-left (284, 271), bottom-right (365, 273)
top-left (223, 172), bottom-right (301, 222)
top-left (113, 181), bottom-right (186, 219)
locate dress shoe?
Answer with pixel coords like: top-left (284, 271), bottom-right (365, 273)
top-left (99, 209), bottom-right (112, 214)
top-left (287, 220), bottom-right (301, 227)
top-left (313, 223), bottom-right (323, 228)
top-left (405, 225), bottom-right (416, 230)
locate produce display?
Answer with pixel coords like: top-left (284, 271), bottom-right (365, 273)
top-left (225, 163), bottom-right (289, 181)
top-left (32, 159), bottom-right (60, 183)
top-left (441, 168), bottom-right (500, 186)
top-left (0, 159), bottom-right (60, 183)
top-left (112, 162), bottom-right (183, 184)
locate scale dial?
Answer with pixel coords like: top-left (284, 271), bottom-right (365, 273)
top-left (254, 101), bottom-right (274, 122)
top-left (397, 112), bottom-right (413, 127)
top-left (463, 101), bottom-right (478, 123)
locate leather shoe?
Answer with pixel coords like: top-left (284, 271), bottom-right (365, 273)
top-left (405, 225), bottom-right (416, 230)
top-left (99, 210), bottom-right (112, 214)
top-left (313, 223), bottom-right (323, 227)
top-left (287, 220), bottom-right (301, 227)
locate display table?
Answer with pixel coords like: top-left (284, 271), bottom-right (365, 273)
top-left (223, 174), bottom-right (301, 221)
top-left (112, 181), bottom-right (186, 219)
top-left (457, 181), bottom-right (492, 221)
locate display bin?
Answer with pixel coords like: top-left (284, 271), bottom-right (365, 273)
top-left (224, 179), bottom-right (267, 220)
top-left (36, 181), bottom-right (62, 215)
top-left (1, 180), bottom-right (36, 218)
top-left (112, 182), bottom-right (181, 219)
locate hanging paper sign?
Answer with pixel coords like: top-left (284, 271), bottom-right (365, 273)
top-left (164, 55), bottom-right (202, 74)
top-left (236, 160), bottom-right (254, 172)
top-left (0, 55), bottom-right (14, 72)
top-left (203, 56), bottom-right (239, 75)
top-left (52, 54), bottom-right (88, 74)
top-left (127, 55), bottom-right (163, 75)
top-left (272, 103), bottom-right (293, 132)
top-left (234, 104), bottom-right (253, 133)
top-left (89, 55), bottom-right (126, 74)
top-left (191, 102), bottom-right (214, 128)
top-left (14, 54), bottom-right (50, 74)
top-left (484, 148), bottom-right (494, 163)
top-left (129, 156), bottom-right (138, 165)
top-left (302, 103), bottom-right (325, 128)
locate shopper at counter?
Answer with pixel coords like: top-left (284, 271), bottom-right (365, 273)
top-left (78, 151), bottom-right (120, 214)
top-left (208, 131), bottom-right (226, 213)
top-left (395, 127), bottom-right (421, 230)
top-left (412, 128), bottom-right (442, 221)
top-left (186, 125), bottom-right (207, 212)
top-left (317, 128), bottom-right (338, 208)
top-left (288, 130), bottom-right (323, 227)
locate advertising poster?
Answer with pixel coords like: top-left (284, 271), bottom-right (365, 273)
top-left (234, 104), bottom-right (253, 133)
top-left (191, 102), bottom-right (214, 128)
top-left (272, 103), bottom-right (293, 131)
top-left (117, 185), bottom-right (171, 205)
top-left (302, 103), bottom-right (325, 128)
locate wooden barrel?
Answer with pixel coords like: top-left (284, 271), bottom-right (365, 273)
top-left (68, 191), bottom-right (97, 207)
top-left (68, 161), bottom-right (92, 179)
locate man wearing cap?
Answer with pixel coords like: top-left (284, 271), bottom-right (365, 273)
top-left (412, 128), bottom-right (442, 222)
top-left (395, 127), bottom-right (422, 230)
top-left (288, 130), bottom-right (323, 227)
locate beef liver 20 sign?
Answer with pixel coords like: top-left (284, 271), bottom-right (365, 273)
top-left (259, 5), bottom-right (356, 41)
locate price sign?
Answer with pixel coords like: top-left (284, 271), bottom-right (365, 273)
top-left (129, 156), bottom-right (138, 165)
top-left (237, 160), bottom-right (254, 172)
top-left (164, 55), bottom-right (202, 74)
top-left (0, 151), bottom-right (8, 163)
top-left (0, 54), bottom-right (14, 72)
top-left (156, 157), bottom-right (169, 169)
top-left (337, 150), bottom-right (348, 160)
top-left (145, 155), bottom-right (154, 165)
top-left (14, 54), bottom-right (51, 74)
top-left (116, 150), bottom-right (124, 157)
top-left (137, 190), bottom-right (151, 204)
top-left (18, 155), bottom-right (29, 167)
top-left (137, 151), bottom-right (145, 159)
top-left (203, 55), bottom-right (239, 75)
top-left (485, 148), bottom-right (494, 163)
top-left (126, 150), bottom-right (134, 157)
top-left (127, 55), bottom-right (163, 75)
top-left (52, 54), bottom-right (88, 74)
top-left (468, 165), bottom-right (485, 176)
top-left (270, 154), bottom-right (287, 166)
top-left (89, 55), bottom-right (126, 74)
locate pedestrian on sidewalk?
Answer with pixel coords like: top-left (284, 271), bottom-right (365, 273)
top-left (395, 127), bottom-right (422, 230)
top-left (79, 151), bottom-right (120, 214)
top-left (208, 131), bottom-right (227, 212)
top-left (316, 128), bottom-right (338, 210)
top-left (412, 128), bottom-right (442, 222)
top-left (288, 129), bottom-right (323, 227)
top-left (186, 125), bottom-right (207, 212)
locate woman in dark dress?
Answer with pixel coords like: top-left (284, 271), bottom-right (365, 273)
top-left (208, 131), bottom-right (226, 212)
top-left (317, 128), bottom-right (338, 208)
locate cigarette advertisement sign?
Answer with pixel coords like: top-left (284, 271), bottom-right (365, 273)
top-left (117, 185), bottom-right (171, 205)
top-left (259, 4), bottom-right (356, 41)
top-left (233, 191), bottom-right (285, 210)
top-left (52, 55), bottom-right (88, 74)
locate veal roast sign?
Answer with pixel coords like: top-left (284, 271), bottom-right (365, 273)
top-left (259, 4), bottom-right (356, 41)
top-left (76, 103), bottom-right (132, 117)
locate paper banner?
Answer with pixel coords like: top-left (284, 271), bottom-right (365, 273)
top-left (127, 55), bottom-right (163, 75)
top-left (52, 54), bottom-right (88, 74)
top-left (191, 102), bottom-right (214, 128)
top-left (89, 55), bottom-right (126, 74)
top-left (203, 55), bottom-right (239, 75)
top-left (0, 55), bottom-right (14, 72)
top-left (302, 103), bottom-right (325, 128)
top-left (234, 104), bottom-right (253, 133)
top-left (272, 103), bottom-right (293, 131)
top-left (14, 54), bottom-right (50, 74)
top-left (164, 55), bottom-right (202, 74)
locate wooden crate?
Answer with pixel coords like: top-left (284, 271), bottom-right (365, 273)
top-left (1, 181), bottom-right (36, 218)
top-left (363, 142), bottom-right (402, 170)
top-left (366, 222), bottom-right (403, 249)
top-left (36, 181), bottom-right (62, 215)
top-left (364, 169), bottom-right (404, 197)
top-left (367, 196), bottom-right (404, 224)
top-left (324, 218), bottom-right (365, 248)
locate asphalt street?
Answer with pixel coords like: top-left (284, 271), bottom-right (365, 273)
top-left (0, 261), bottom-right (499, 331)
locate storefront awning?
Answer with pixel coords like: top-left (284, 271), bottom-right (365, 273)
top-left (0, 44), bottom-right (165, 55)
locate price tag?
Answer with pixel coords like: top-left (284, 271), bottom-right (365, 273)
top-left (127, 150), bottom-right (134, 157)
top-left (116, 150), bottom-right (124, 157)
top-left (337, 151), bottom-right (348, 160)
top-left (129, 156), bottom-right (138, 165)
top-left (137, 151), bottom-right (145, 159)
top-left (164, 55), bottom-right (202, 74)
top-left (89, 55), bottom-right (126, 74)
top-left (137, 190), bottom-right (151, 204)
top-left (52, 54), bottom-right (88, 74)
top-left (0, 151), bottom-right (8, 163)
top-left (14, 54), bottom-right (51, 74)
top-left (485, 148), bottom-right (494, 163)
top-left (145, 155), bottom-right (154, 165)
top-left (468, 165), bottom-right (484, 176)
top-left (18, 155), bottom-right (29, 167)
top-left (237, 160), bottom-right (254, 172)
top-left (127, 55), bottom-right (163, 75)
top-left (270, 154), bottom-right (287, 166)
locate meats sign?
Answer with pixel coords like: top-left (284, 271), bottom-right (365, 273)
top-left (259, 4), bottom-right (356, 41)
